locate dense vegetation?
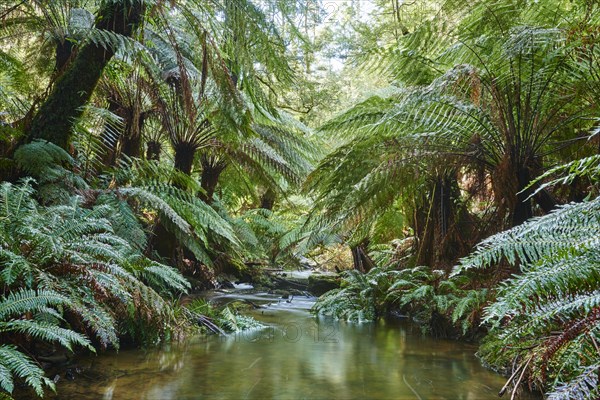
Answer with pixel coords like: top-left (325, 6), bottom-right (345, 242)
top-left (0, 0), bottom-right (598, 399)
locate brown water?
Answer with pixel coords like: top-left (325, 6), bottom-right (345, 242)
top-left (51, 291), bottom-right (538, 400)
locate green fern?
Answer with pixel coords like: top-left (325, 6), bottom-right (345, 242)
top-left (0, 289), bottom-right (93, 397)
top-left (454, 176), bottom-right (600, 397)
top-left (0, 345), bottom-right (53, 397)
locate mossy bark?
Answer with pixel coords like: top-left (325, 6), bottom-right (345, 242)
top-left (54, 39), bottom-right (76, 74)
top-left (120, 111), bottom-right (146, 159)
top-left (26, 1), bottom-right (144, 149)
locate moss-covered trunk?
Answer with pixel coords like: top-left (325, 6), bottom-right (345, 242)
top-left (120, 111), bottom-right (146, 159)
top-left (26, 1), bottom-right (144, 149)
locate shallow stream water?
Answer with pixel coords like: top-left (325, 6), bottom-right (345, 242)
top-left (51, 290), bottom-right (538, 399)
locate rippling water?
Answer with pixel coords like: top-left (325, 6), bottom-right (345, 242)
top-left (50, 291), bottom-right (539, 400)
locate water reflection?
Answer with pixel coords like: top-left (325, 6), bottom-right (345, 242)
top-left (51, 294), bottom-right (538, 400)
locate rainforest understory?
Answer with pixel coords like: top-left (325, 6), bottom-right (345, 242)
top-left (0, 1), bottom-right (599, 399)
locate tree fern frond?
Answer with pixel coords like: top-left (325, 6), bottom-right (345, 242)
top-left (547, 364), bottom-right (600, 400)
top-left (454, 197), bottom-right (600, 275)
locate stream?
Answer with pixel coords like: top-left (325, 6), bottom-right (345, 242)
top-left (50, 287), bottom-right (539, 399)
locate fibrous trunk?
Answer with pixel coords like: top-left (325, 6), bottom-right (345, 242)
top-left (26, 1), bottom-right (144, 149)
top-left (351, 242), bottom-right (375, 273)
top-left (414, 173), bottom-right (474, 270)
top-left (146, 141), bottom-right (161, 161)
top-left (260, 188), bottom-right (276, 210)
top-left (173, 142), bottom-right (197, 176)
top-left (120, 111), bottom-right (146, 159)
top-left (200, 156), bottom-right (226, 204)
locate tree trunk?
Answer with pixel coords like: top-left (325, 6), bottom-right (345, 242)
top-left (351, 243), bottom-right (375, 273)
top-left (55, 39), bottom-right (76, 73)
top-left (260, 188), bottom-right (276, 210)
top-left (415, 173), bottom-right (473, 269)
top-left (173, 143), bottom-right (196, 176)
top-left (533, 188), bottom-right (557, 213)
top-left (26, 1), bottom-right (144, 149)
top-left (511, 165), bottom-right (533, 226)
top-left (146, 141), bottom-right (161, 161)
top-left (200, 156), bottom-right (226, 204)
top-left (120, 111), bottom-right (145, 159)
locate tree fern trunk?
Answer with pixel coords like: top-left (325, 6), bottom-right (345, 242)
top-left (146, 141), bottom-right (161, 161)
top-left (512, 165), bottom-right (533, 226)
top-left (351, 243), bottom-right (374, 273)
top-left (120, 111), bottom-right (145, 159)
top-left (26, 0), bottom-right (144, 149)
top-left (54, 39), bottom-right (76, 74)
top-left (200, 158), bottom-right (226, 204)
top-left (174, 143), bottom-right (196, 175)
top-left (259, 188), bottom-right (276, 210)
top-left (415, 174), bottom-right (473, 269)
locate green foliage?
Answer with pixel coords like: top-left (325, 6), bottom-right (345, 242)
top-left (313, 267), bottom-right (399, 322)
top-left (454, 146), bottom-right (600, 398)
top-left (0, 289), bottom-right (93, 397)
top-left (217, 306), bottom-right (264, 333)
top-left (455, 198), bottom-right (600, 276)
top-left (528, 153), bottom-right (600, 199)
top-left (14, 141), bottom-right (87, 204)
top-left (313, 261), bottom-right (489, 336)
top-left (185, 298), bottom-right (263, 334)
top-left (111, 158), bottom-right (241, 265)
top-left (0, 178), bottom-right (191, 397)
top-left (0, 345), bottom-right (52, 398)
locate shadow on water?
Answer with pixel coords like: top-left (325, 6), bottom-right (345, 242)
top-left (50, 291), bottom-right (540, 400)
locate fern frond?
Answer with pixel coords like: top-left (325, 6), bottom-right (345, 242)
top-left (0, 289), bottom-right (68, 320)
top-left (455, 197), bottom-right (600, 275)
top-left (0, 345), bottom-right (53, 397)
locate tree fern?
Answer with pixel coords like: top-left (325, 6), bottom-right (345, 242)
top-left (453, 145), bottom-right (600, 399)
top-left (454, 197), bottom-right (600, 275)
top-left (0, 178), bottom-right (191, 351)
top-left (547, 364), bottom-right (600, 400)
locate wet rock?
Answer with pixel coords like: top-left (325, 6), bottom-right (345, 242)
top-left (307, 274), bottom-right (340, 296)
top-left (269, 289), bottom-right (291, 297)
top-left (218, 280), bottom-right (235, 289)
top-left (65, 369), bottom-right (76, 381)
